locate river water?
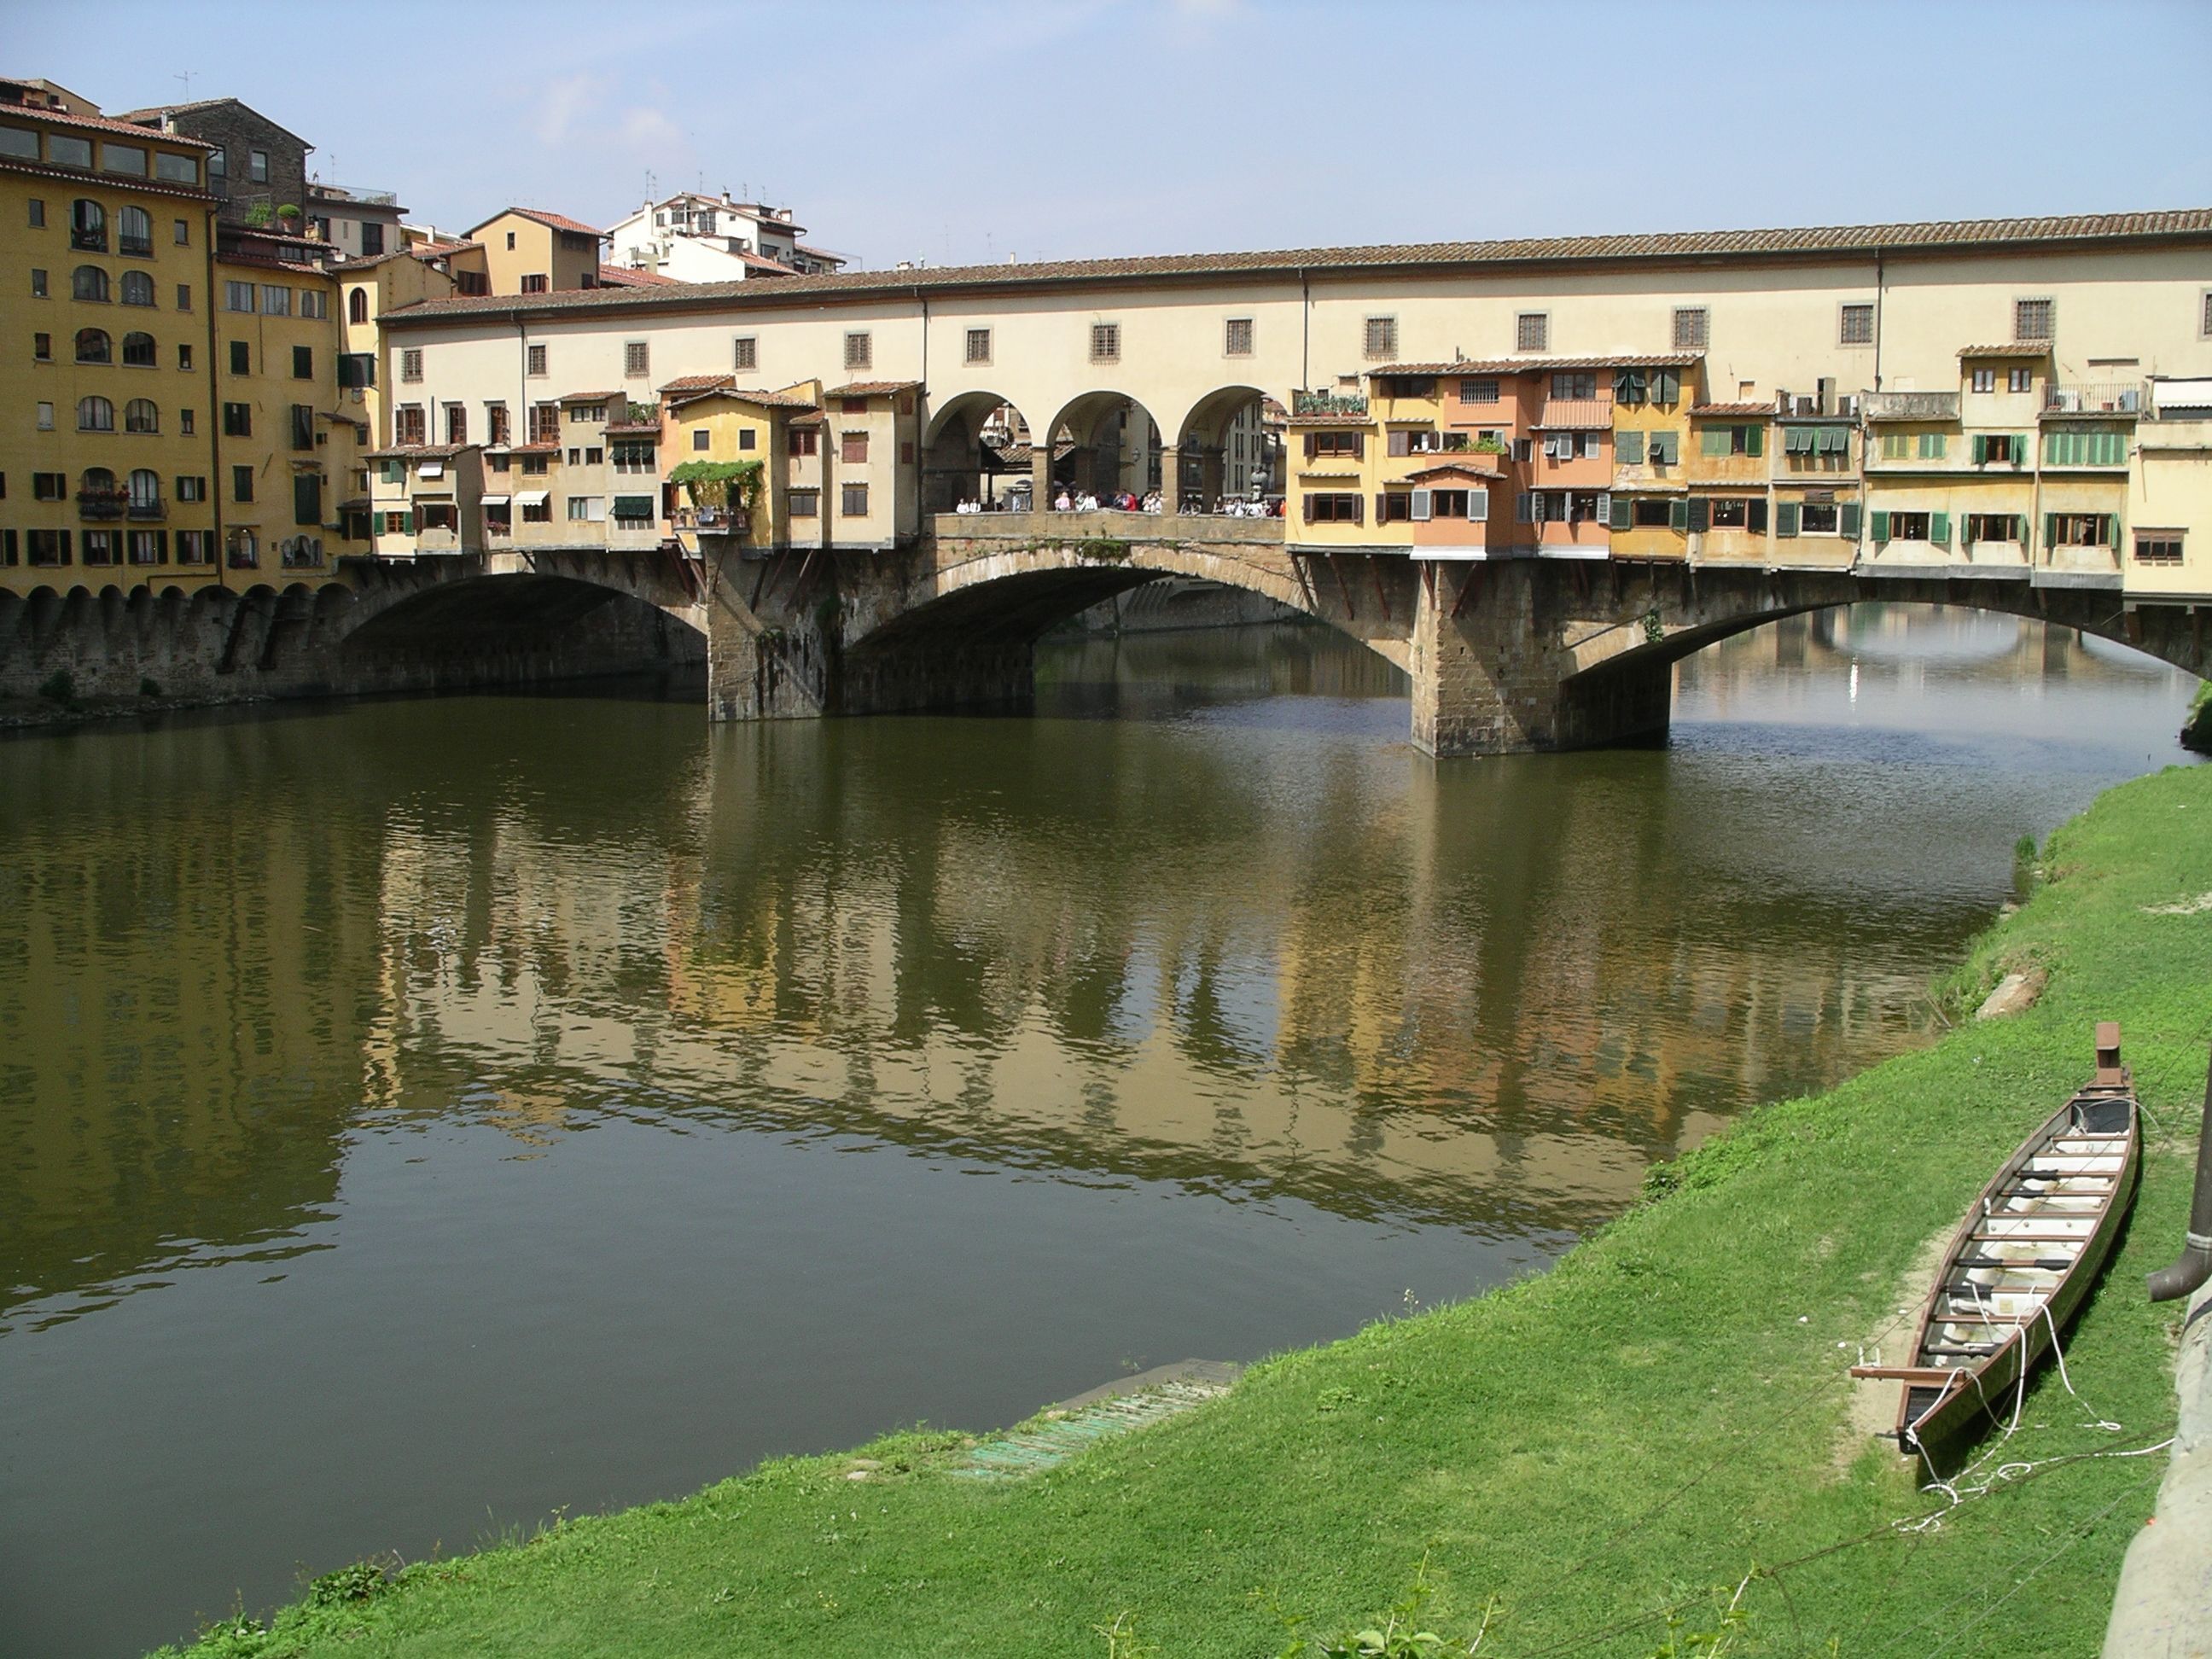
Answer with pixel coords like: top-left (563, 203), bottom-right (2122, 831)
top-left (0, 605), bottom-right (2197, 1656)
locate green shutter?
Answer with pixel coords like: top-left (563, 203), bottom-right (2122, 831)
top-left (2018, 515), bottom-right (2031, 553)
top-left (402, 509), bottom-right (415, 534)
top-left (1616, 430), bottom-right (1644, 464)
top-left (1839, 503), bottom-right (1860, 538)
top-left (1686, 497), bottom-right (1709, 532)
top-left (1668, 498), bottom-right (1688, 532)
top-left (1745, 424), bottom-right (1762, 457)
top-left (1970, 434), bottom-right (1987, 465)
top-left (1609, 494), bottom-right (1631, 531)
top-left (1701, 427), bottom-right (1727, 457)
top-left (2045, 513), bottom-right (2059, 549)
top-left (1870, 509), bottom-right (1889, 543)
top-left (381, 459), bottom-right (402, 484)
top-left (1930, 510), bottom-right (1950, 546)
top-left (1749, 498), bottom-right (1768, 533)
top-left (1777, 502), bottom-right (1800, 538)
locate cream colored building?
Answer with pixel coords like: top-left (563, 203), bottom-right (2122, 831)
top-left (370, 210), bottom-right (2212, 599)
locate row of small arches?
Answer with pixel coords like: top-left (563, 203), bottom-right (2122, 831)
top-left (69, 329), bottom-right (160, 367)
top-left (77, 467), bottom-right (166, 505)
top-left (70, 265), bottom-right (159, 306)
top-left (69, 201), bottom-right (157, 258)
top-left (73, 396), bottom-right (163, 433)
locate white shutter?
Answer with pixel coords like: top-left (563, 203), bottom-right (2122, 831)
top-left (1531, 492), bottom-right (1548, 522)
top-left (1468, 487), bottom-right (1489, 522)
top-left (1595, 491), bottom-right (1609, 526)
top-left (1411, 488), bottom-right (1432, 521)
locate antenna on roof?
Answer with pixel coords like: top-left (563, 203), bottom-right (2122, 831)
top-left (174, 70), bottom-right (194, 100)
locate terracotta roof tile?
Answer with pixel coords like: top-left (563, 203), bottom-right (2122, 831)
top-left (385, 209), bottom-right (2212, 329)
top-left (657, 373), bottom-right (733, 395)
top-left (32, 102), bottom-right (217, 144)
top-left (362, 443), bottom-right (474, 460)
top-left (557, 389), bottom-right (622, 403)
top-left (604, 422), bottom-right (661, 436)
top-left (1402, 461), bottom-right (1503, 482)
top-left (1285, 411), bottom-right (1374, 427)
top-left (670, 385), bottom-right (818, 411)
top-left (1532, 399), bottom-right (1614, 429)
top-left (824, 381), bottom-right (921, 398)
top-left (1690, 402), bottom-right (1776, 416)
top-left (597, 264), bottom-right (683, 288)
top-left (1958, 341), bottom-right (2052, 358)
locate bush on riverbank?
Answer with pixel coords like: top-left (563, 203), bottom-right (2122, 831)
top-left (2185, 679), bottom-right (2212, 754)
top-left (160, 764), bottom-right (2212, 1657)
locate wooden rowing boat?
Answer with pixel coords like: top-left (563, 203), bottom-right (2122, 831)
top-left (1850, 1022), bottom-right (2141, 1459)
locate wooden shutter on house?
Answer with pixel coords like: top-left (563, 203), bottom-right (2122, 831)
top-left (1869, 509), bottom-right (1889, 542)
top-left (293, 472), bottom-right (321, 526)
top-left (1685, 497), bottom-right (1708, 533)
top-left (1838, 503), bottom-right (1860, 538)
top-left (1388, 430), bottom-right (1410, 457)
top-left (1930, 511), bottom-right (1950, 546)
top-left (1777, 502), bottom-right (1800, 538)
top-left (1609, 494), bottom-right (1631, 531)
top-left (1668, 498), bottom-right (1688, 532)
top-left (1749, 498), bottom-right (1768, 533)
top-left (1745, 425), bottom-right (1763, 457)
top-left (1410, 488), bottom-right (1432, 521)
top-left (1615, 431), bottom-right (1644, 465)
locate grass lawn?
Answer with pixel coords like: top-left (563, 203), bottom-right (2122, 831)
top-left (168, 762), bottom-right (2212, 1658)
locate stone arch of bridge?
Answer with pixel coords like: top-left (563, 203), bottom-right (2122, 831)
top-left (919, 389), bottom-right (1042, 515)
top-left (335, 570), bottom-right (707, 667)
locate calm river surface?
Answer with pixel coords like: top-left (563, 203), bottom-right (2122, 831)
top-left (0, 605), bottom-right (2197, 1656)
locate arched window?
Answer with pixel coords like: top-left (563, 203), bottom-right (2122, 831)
top-left (121, 331), bottom-right (155, 367)
top-left (347, 287), bottom-right (368, 324)
top-left (77, 397), bottom-right (114, 432)
top-left (72, 265), bottom-right (109, 302)
top-left (80, 468), bottom-right (116, 492)
top-left (125, 399), bottom-right (158, 433)
top-left (74, 328), bottom-right (112, 364)
top-left (128, 469), bottom-right (160, 509)
top-left (71, 198), bottom-right (106, 251)
top-left (117, 205), bottom-right (152, 257)
top-left (119, 271), bottom-right (154, 306)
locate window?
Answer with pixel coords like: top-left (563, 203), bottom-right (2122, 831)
top-left (1458, 378), bottom-right (1498, 405)
top-left (440, 404), bottom-right (464, 445)
top-left (249, 149), bottom-right (269, 183)
top-left (963, 326), bottom-right (992, 365)
top-left (1225, 317), bottom-right (1253, 357)
top-left (180, 408), bottom-right (195, 434)
top-left (789, 427), bottom-right (818, 457)
top-left (1079, 320), bottom-right (1119, 364)
top-left (2014, 298), bottom-right (2053, 341)
top-left (232, 464), bottom-right (254, 503)
top-left (396, 405), bottom-right (426, 445)
top-left (520, 497), bottom-right (550, 525)
top-left (125, 398), bottom-right (157, 433)
top-left (175, 529), bottom-right (212, 564)
top-left (1649, 367), bottom-right (1681, 405)
top-left (71, 199), bottom-right (105, 251)
top-left (173, 217), bottom-right (189, 244)
top-left (81, 528), bottom-right (117, 566)
top-left (30, 267), bottom-right (47, 298)
top-left (527, 343), bottom-right (547, 377)
top-left (401, 347), bottom-right (422, 382)
top-left (1875, 510), bottom-right (1933, 543)
top-left (1970, 433), bottom-right (2023, 465)
top-left (32, 329), bottom-right (50, 361)
top-left (612, 440), bottom-right (653, 472)
top-left (178, 475), bottom-right (207, 501)
top-left (1646, 430), bottom-right (1680, 465)
top-left (789, 488), bottom-right (819, 518)
top-left (737, 428), bottom-right (755, 451)
top-left (1970, 366), bottom-right (1995, 394)
top-left (33, 472), bottom-right (65, 500)
top-left (127, 469), bottom-right (160, 512)
top-left (117, 205), bottom-right (151, 255)
top-left (2203, 291), bottom-right (2212, 340)
top-left (207, 146), bottom-right (225, 181)
top-left (734, 335), bottom-right (758, 371)
top-left (1673, 307), bottom-right (1709, 351)
top-left (1377, 491), bottom-right (1412, 522)
top-left (299, 288), bottom-right (325, 320)
top-left (2044, 428), bottom-right (2127, 467)
top-left (1697, 422), bottom-right (1763, 457)
top-left (28, 527), bottom-right (72, 566)
top-left (567, 496), bottom-right (604, 521)
top-left (1840, 302), bottom-right (1875, 346)
top-left (75, 327), bottom-right (112, 363)
top-left (841, 429), bottom-right (870, 464)
top-left (1964, 513), bottom-right (2020, 545)
top-left (506, 230), bottom-right (518, 250)
top-left (2134, 531), bottom-right (2184, 565)
top-left (348, 287), bottom-right (369, 324)
top-left (2007, 366), bottom-right (2033, 394)
top-left (291, 345), bottom-right (313, 380)
top-left (1551, 372), bottom-right (1596, 400)
top-left (1305, 429), bottom-right (1364, 458)
top-left (486, 403), bottom-right (510, 445)
top-left (1615, 430), bottom-right (1644, 464)
top-left (529, 403), bottom-right (559, 444)
top-left (229, 340), bottom-right (250, 375)
top-left (841, 482), bottom-right (870, 517)
top-left (224, 280), bottom-right (254, 312)
top-left (1362, 317), bottom-right (1396, 360)
top-left (625, 341), bottom-right (649, 378)
top-left (37, 401), bottom-right (54, 430)
top-left (612, 496), bottom-right (654, 527)
top-left (691, 428), bottom-right (710, 451)
top-left (223, 401), bottom-right (252, 436)
top-left (566, 402), bottom-right (606, 423)
top-left (1918, 431), bottom-right (1947, 459)
top-left (119, 271), bottom-right (154, 307)
top-left (1302, 492), bottom-right (1363, 523)
top-left (24, 193), bottom-right (43, 223)
top-left (1516, 312), bottom-right (1548, 352)
top-left (175, 283), bottom-right (190, 311)
top-left (73, 265), bottom-right (108, 302)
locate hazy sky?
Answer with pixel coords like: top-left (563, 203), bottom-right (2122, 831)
top-left (18, 0), bottom-right (2212, 270)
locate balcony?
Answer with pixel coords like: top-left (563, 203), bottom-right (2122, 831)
top-left (672, 505), bottom-right (748, 536)
top-left (1862, 391), bottom-right (1959, 422)
top-left (1295, 390), bottom-right (1368, 417)
top-left (2041, 382), bottom-right (2146, 417)
top-left (77, 488), bottom-right (126, 521)
top-left (126, 498), bottom-right (166, 521)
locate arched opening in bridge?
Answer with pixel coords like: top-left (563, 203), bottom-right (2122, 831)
top-left (920, 390), bottom-right (1044, 515)
top-left (1173, 385), bottom-right (1284, 515)
top-left (1044, 390), bottom-right (1166, 507)
top-left (340, 573), bottom-right (707, 696)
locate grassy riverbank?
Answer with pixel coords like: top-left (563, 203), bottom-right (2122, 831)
top-left (167, 763), bottom-right (2212, 1658)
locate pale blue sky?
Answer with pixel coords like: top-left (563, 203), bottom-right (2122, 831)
top-left (17, 0), bottom-right (2212, 269)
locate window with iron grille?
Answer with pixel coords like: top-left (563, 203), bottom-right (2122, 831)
top-left (1840, 303), bottom-right (1875, 346)
top-left (1090, 322), bottom-right (1120, 363)
top-left (840, 482), bottom-right (869, 517)
top-left (2014, 298), bottom-right (2053, 341)
top-left (734, 335), bottom-right (757, 371)
top-left (1458, 378), bottom-right (1498, 405)
top-left (1362, 317), bottom-right (1395, 360)
top-left (527, 343), bottom-right (547, 377)
top-left (844, 331), bottom-right (871, 371)
top-left (2202, 291), bottom-right (2212, 339)
top-left (1225, 317), bottom-right (1253, 357)
top-left (1516, 313), bottom-right (1548, 352)
top-left (1672, 308), bottom-right (1708, 352)
top-left (401, 348), bottom-right (422, 382)
top-left (625, 341), bottom-right (649, 378)
top-left (965, 328), bottom-right (991, 364)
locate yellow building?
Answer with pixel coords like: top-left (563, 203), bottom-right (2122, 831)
top-left (213, 253), bottom-right (360, 579)
top-left (463, 207), bottom-right (603, 297)
top-left (1607, 363), bottom-right (1696, 560)
top-left (662, 379), bottom-right (823, 553)
top-left (0, 85), bottom-right (220, 593)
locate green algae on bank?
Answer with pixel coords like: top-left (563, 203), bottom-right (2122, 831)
top-left (160, 763), bottom-right (2212, 1658)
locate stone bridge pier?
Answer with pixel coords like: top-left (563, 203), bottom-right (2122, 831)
top-left (698, 520), bottom-right (2209, 758)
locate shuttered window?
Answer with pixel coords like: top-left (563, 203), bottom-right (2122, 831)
top-left (2043, 428), bottom-right (2127, 466)
top-left (1615, 431), bottom-right (1645, 465)
top-left (734, 336), bottom-right (758, 371)
top-left (293, 472), bottom-right (322, 527)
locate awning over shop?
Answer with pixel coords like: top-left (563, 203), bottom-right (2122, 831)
top-left (614, 496), bottom-right (655, 517)
top-left (480, 495), bottom-right (510, 507)
top-left (515, 490), bottom-right (551, 506)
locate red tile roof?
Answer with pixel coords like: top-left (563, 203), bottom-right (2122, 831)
top-left (1690, 402), bottom-right (1777, 416)
top-left (1372, 355), bottom-right (1699, 376)
top-left (467, 206), bottom-right (606, 239)
top-left (1532, 399), bottom-right (1614, 429)
top-left (362, 443), bottom-right (474, 460)
top-left (383, 209), bottom-right (2212, 329)
top-left (657, 373), bottom-right (734, 395)
top-left (1285, 412), bottom-right (1375, 427)
top-left (1958, 341), bottom-right (2051, 358)
top-left (605, 422), bottom-right (661, 436)
top-left (824, 381), bottom-right (921, 398)
top-left (1402, 461), bottom-right (1503, 482)
top-left (557, 390), bottom-right (622, 403)
top-left (671, 386), bottom-right (818, 410)
top-left (32, 102), bottom-right (217, 144)
top-left (597, 264), bottom-right (682, 288)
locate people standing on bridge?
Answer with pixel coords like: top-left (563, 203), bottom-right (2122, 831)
top-left (1054, 488), bottom-right (1073, 512)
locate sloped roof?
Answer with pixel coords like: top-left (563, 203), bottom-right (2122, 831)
top-left (824, 381), bottom-right (921, 398)
top-left (1958, 341), bottom-right (2052, 358)
top-left (597, 264), bottom-right (683, 288)
top-left (382, 209), bottom-right (2212, 329)
top-left (467, 206), bottom-right (606, 239)
top-left (1690, 402), bottom-right (1778, 416)
top-left (115, 96), bottom-right (309, 148)
top-left (9, 100), bottom-right (217, 144)
top-left (1371, 355), bottom-right (1699, 376)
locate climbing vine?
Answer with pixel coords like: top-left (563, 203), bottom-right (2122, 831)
top-left (668, 459), bottom-right (764, 513)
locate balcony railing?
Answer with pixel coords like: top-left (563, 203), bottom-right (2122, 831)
top-left (77, 490), bottom-right (126, 521)
top-left (673, 506), bottom-right (748, 535)
top-left (1294, 391), bottom-right (1368, 416)
top-left (1862, 391), bottom-right (1959, 422)
top-left (126, 499), bottom-right (166, 521)
top-left (2042, 382), bottom-right (2146, 416)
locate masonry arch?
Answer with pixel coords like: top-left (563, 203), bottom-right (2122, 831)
top-left (920, 390), bottom-right (1040, 514)
top-left (1171, 384), bottom-right (1279, 512)
top-left (335, 570), bottom-right (708, 688)
top-left (1044, 389), bottom-right (1165, 505)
